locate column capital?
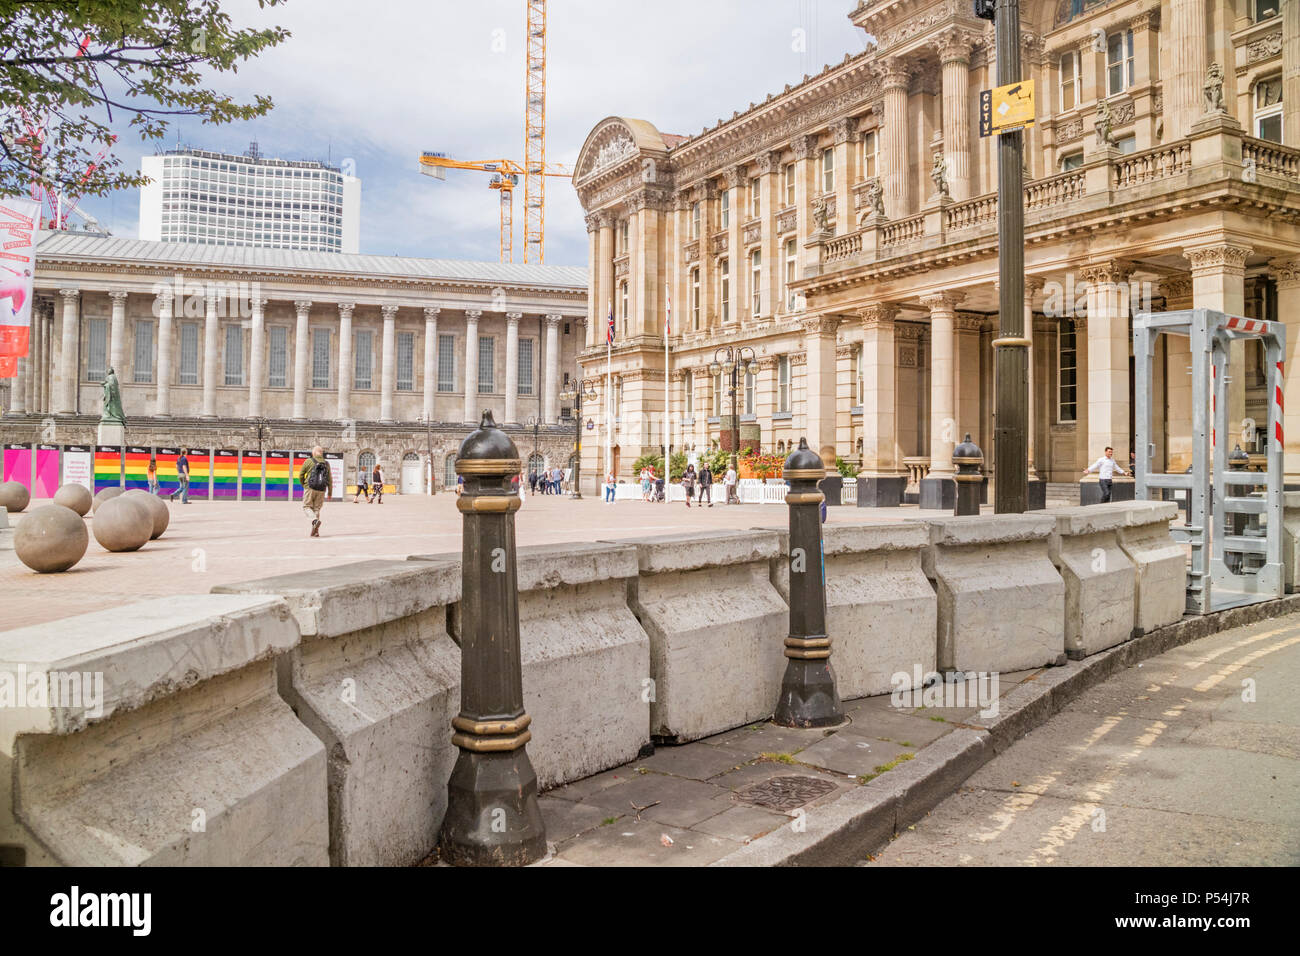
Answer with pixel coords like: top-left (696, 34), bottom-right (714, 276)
top-left (755, 149), bottom-right (781, 176)
top-left (250, 297), bottom-right (268, 311)
top-left (791, 133), bottom-right (818, 161)
top-left (423, 305), bottom-right (441, 320)
top-left (801, 314), bottom-right (840, 336)
top-left (1025, 276), bottom-right (1047, 297)
top-left (154, 291), bottom-right (174, 312)
top-left (954, 311), bottom-right (985, 333)
top-left (723, 164), bottom-right (745, 189)
top-left (877, 58), bottom-right (913, 92)
top-left (293, 299), bottom-right (313, 314)
top-left (829, 115), bottom-right (859, 145)
top-left (380, 303), bottom-right (399, 318)
top-left (506, 311), bottom-right (523, 326)
top-left (860, 302), bottom-right (900, 329)
top-left (1158, 275), bottom-right (1194, 303)
top-left (1078, 259), bottom-right (1137, 286)
top-left (108, 289), bottom-right (129, 302)
top-left (1182, 244), bottom-right (1252, 277)
top-left (934, 29), bottom-right (975, 65)
top-left (919, 291), bottom-right (965, 313)
top-left (1269, 258), bottom-right (1300, 288)
top-left (545, 313), bottom-right (563, 327)
top-left (465, 309), bottom-right (482, 322)
top-left (204, 288), bottom-right (220, 306)
top-left (58, 288), bottom-right (79, 300)
top-left (585, 210), bottom-right (609, 233)
top-left (337, 301), bottom-right (355, 315)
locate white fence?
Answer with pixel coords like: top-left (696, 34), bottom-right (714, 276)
top-left (603, 477), bottom-right (853, 505)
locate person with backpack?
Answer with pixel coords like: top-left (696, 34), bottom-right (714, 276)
top-left (298, 445), bottom-right (333, 537)
top-left (372, 462), bottom-right (385, 503)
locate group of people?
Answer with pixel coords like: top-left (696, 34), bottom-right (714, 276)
top-left (680, 463), bottom-right (739, 507)
top-left (353, 461), bottom-right (386, 503)
top-left (529, 466), bottom-right (566, 495)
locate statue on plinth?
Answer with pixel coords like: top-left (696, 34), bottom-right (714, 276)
top-left (1094, 99), bottom-right (1116, 147)
top-left (101, 366), bottom-right (125, 425)
top-left (811, 197), bottom-right (830, 234)
top-left (1203, 62), bottom-right (1225, 114)
top-left (930, 152), bottom-right (950, 199)
top-left (858, 178), bottom-right (885, 226)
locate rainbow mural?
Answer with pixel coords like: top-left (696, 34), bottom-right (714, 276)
top-left (184, 448), bottom-right (211, 500)
top-left (2, 443), bottom-right (31, 488)
top-left (239, 452), bottom-right (263, 500)
top-left (291, 451), bottom-right (312, 501)
top-left (153, 447), bottom-right (181, 497)
top-left (124, 446), bottom-right (152, 492)
top-left (93, 446), bottom-right (122, 494)
top-left (212, 449), bottom-right (239, 500)
top-left (265, 451), bottom-right (292, 501)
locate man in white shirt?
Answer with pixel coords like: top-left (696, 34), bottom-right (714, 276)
top-left (1083, 446), bottom-right (1129, 503)
top-left (724, 466), bottom-right (738, 504)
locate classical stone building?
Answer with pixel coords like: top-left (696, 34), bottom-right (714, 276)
top-left (573, 0), bottom-right (1300, 501)
top-left (0, 232), bottom-right (588, 491)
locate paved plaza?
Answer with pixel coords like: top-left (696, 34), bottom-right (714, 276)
top-left (2, 491), bottom-right (923, 630)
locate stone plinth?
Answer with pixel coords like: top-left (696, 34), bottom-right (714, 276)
top-left (96, 422), bottom-right (125, 446)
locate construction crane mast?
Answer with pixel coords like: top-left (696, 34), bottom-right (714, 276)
top-left (523, 0), bottom-right (547, 263)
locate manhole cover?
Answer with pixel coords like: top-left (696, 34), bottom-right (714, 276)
top-left (735, 775), bottom-right (837, 812)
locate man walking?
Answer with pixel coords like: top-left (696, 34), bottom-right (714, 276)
top-left (298, 445), bottom-right (332, 536)
top-left (372, 461), bottom-right (385, 504)
top-left (698, 462), bottom-right (713, 507)
top-left (170, 448), bottom-right (191, 504)
top-left (1083, 446), bottom-right (1129, 503)
top-left (724, 464), bottom-right (738, 505)
top-left (354, 461), bottom-right (370, 503)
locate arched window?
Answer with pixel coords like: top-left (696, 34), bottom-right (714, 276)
top-left (445, 456), bottom-right (457, 486)
top-left (403, 452), bottom-right (420, 462)
top-left (359, 451), bottom-right (376, 473)
top-left (527, 452), bottom-right (545, 476)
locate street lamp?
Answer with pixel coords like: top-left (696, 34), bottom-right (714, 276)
top-left (559, 376), bottom-right (598, 499)
top-left (419, 414), bottom-right (435, 494)
top-left (525, 416), bottom-right (542, 482)
top-left (709, 345), bottom-right (758, 471)
top-left (248, 417), bottom-right (272, 456)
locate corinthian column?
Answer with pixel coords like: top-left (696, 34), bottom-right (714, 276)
top-left (292, 299), bottom-right (312, 421)
top-left (423, 306), bottom-right (439, 423)
top-left (155, 292), bottom-right (174, 417)
top-left (463, 309), bottom-right (481, 423)
top-left (938, 33), bottom-right (973, 201)
top-left (505, 311), bottom-right (521, 424)
top-left (336, 302), bottom-right (354, 421)
top-left (201, 289), bottom-right (220, 418)
top-left (380, 304), bottom-right (398, 424)
top-left (879, 60), bottom-right (912, 219)
top-left (55, 288), bottom-right (79, 415)
top-left (543, 313), bottom-right (561, 423)
top-left (248, 297), bottom-right (267, 419)
top-left (1167, 0), bottom-right (1208, 139)
top-left (921, 292), bottom-right (963, 482)
top-left (108, 290), bottom-right (128, 376)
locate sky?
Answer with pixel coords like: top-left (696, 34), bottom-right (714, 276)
top-left (75, 0), bottom-right (867, 267)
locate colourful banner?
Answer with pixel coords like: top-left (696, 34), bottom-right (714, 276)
top-left (153, 447), bottom-right (181, 496)
top-left (183, 448), bottom-right (210, 500)
top-left (239, 451), bottom-right (263, 501)
top-left (325, 452), bottom-right (345, 501)
top-left (265, 450), bottom-right (292, 501)
top-left (34, 443), bottom-right (59, 497)
top-left (291, 450), bottom-right (312, 501)
top-left (61, 444), bottom-right (92, 492)
top-left (124, 445), bottom-right (152, 492)
top-left (2, 442), bottom-right (31, 488)
top-left (0, 198), bottom-right (39, 366)
top-left (212, 449), bottom-right (239, 500)
top-left (93, 445), bottom-right (122, 494)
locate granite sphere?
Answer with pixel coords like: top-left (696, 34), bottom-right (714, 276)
top-left (122, 489), bottom-right (170, 539)
top-left (0, 480), bottom-right (30, 513)
top-left (14, 504), bottom-right (88, 573)
top-left (92, 495), bottom-right (153, 552)
top-left (52, 483), bottom-right (93, 517)
top-left (92, 486), bottom-right (124, 514)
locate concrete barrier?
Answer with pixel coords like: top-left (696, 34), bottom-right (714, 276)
top-left (215, 560), bottom-right (461, 868)
top-left (1114, 500), bottom-right (1185, 631)
top-left (620, 530), bottom-right (787, 743)
top-left (1046, 506), bottom-right (1138, 659)
top-left (908, 515), bottom-right (1065, 674)
top-left (770, 521), bottom-right (935, 698)
top-left (0, 595), bottom-right (324, 866)
top-left (1283, 492), bottom-right (1300, 594)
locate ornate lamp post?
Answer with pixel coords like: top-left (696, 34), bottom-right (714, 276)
top-left (526, 415), bottom-right (542, 481)
top-left (709, 345), bottom-right (758, 471)
top-left (559, 377), bottom-right (598, 499)
top-left (248, 417), bottom-right (272, 457)
top-left (440, 410), bottom-right (546, 866)
top-left (774, 438), bottom-right (842, 727)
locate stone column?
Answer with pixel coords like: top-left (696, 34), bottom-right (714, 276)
top-left (938, 34), bottom-right (973, 201)
top-left (505, 311), bottom-right (521, 424)
top-left (860, 304), bottom-right (900, 476)
top-left (422, 306), bottom-right (439, 423)
top-left (585, 212), bottom-right (603, 348)
top-left (336, 302), bottom-right (354, 421)
top-left (830, 116), bottom-right (859, 232)
top-left (42, 302), bottom-right (54, 413)
top-left (634, 199), bottom-right (661, 334)
top-left (201, 290), bottom-right (220, 418)
top-left (11, 351), bottom-right (26, 413)
top-left (543, 313), bottom-right (561, 423)
top-left (921, 291), bottom-right (963, 478)
top-left (1286, 0), bottom-right (1300, 149)
top-left (292, 299), bottom-right (312, 422)
top-left (248, 297), bottom-right (267, 419)
top-left (380, 304), bottom-right (398, 424)
top-left (725, 166), bottom-right (743, 322)
top-left (757, 150), bottom-right (781, 313)
top-left (31, 302), bottom-right (44, 413)
top-left (954, 311), bottom-right (983, 448)
top-left (1081, 261), bottom-right (1134, 464)
top-left (803, 315), bottom-right (840, 466)
top-left (463, 309), bottom-right (481, 423)
top-left (1167, 0), bottom-right (1208, 139)
top-left (880, 60), bottom-right (912, 219)
top-left (55, 288), bottom-right (79, 415)
top-left (1272, 259), bottom-right (1300, 482)
top-left (108, 290), bottom-right (128, 376)
top-left (596, 217), bottom-right (613, 349)
top-left (1160, 276), bottom-right (1195, 473)
top-left (155, 292), bottom-right (174, 417)
top-left (1186, 243), bottom-right (1251, 436)
top-left (1025, 278), bottom-right (1046, 479)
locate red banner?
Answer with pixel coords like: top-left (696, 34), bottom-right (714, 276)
top-left (0, 197), bottom-right (39, 368)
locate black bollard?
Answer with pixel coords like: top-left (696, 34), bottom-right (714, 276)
top-left (953, 433), bottom-right (983, 517)
top-left (440, 410), bottom-right (546, 866)
top-left (773, 438), bottom-right (843, 728)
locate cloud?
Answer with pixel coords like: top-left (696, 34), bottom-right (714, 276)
top-left (75, 0), bottom-right (864, 267)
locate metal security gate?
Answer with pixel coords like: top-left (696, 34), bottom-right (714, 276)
top-left (1133, 308), bottom-right (1285, 614)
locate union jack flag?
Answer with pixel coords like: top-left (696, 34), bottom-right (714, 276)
top-left (665, 285), bottom-right (672, 337)
top-left (606, 300), bottom-right (615, 345)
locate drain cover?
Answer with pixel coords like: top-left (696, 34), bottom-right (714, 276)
top-left (735, 775), bottom-right (837, 812)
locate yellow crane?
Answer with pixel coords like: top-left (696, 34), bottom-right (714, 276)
top-left (418, 1), bottom-right (569, 264)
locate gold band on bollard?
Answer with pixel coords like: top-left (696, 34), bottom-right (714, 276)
top-left (452, 714), bottom-right (532, 736)
top-left (954, 474), bottom-right (984, 483)
top-left (785, 647), bottom-right (831, 660)
top-left (785, 636), bottom-right (831, 649)
top-left (785, 635), bottom-right (832, 659)
top-left (785, 492), bottom-right (825, 504)
top-left (455, 458), bottom-right (521, 476)
top-left (457, 494), bottom-right (523, 513)
top-left (991, 336), bottom-right (1032, 349)
top-left (451, 729), bottom-right (532, 753)
top-left (783, 468), bottom-right (827, 480)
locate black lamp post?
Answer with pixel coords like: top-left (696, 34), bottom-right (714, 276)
top-left (709, 345), bottom-right (758, 471)
top-left (525, 416), bottom-right (542, 484)
top-left (420, 414), bottom-right (435, 494)
top-left (248, 417), bottom-right (272, 457)
top-left (559, 377), bottom-right (598, 499)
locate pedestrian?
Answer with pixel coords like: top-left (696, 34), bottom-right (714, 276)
top-left (170, 448), bottom-right (191, 503)
top-left (554, 465), bottom-right (563, 495)
top-left (641, 467), bottom-right (652, 502)
top-left (147, 459), bottom-right (159, 496)
top-left (298, 444), bottom-right (332, 537)
top-left (698, 462), bottom-right (714, 507)
top-left (682, 463), bottom-right (696, 507)
top-left (724, 464), bottom-right (738, 505)
top-left (372, 461), bottom-right (385, 504)
top-left (456, 474), bottom-right (464, 496)
top-left (354, 462), bottom-right (370, 503)
top-left (1083, 445), bottom-right (1129, 504)
top-left (604, 469), bottom-right (616, 503)
top-left (529, 470), bottom-right (539, 494)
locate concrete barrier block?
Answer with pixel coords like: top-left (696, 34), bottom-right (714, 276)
top-left (1282, 492), bottom-right (1300, 594)
top-left (620, 531), bottom-right (787, 743)
top-left (770, 522), bottom-right (936, 699)
top-left (0, 506), bottom-right (7, 530)
top-left (908, 515), bottom-right (1065, 673)
top-left (1046, 506), bottom-right (1138, 658)
top-left (1115, 500), bottom-right (1186, 631)
top-left (0, 596), bottom-right (326, 866)
top-left (221, 559), bottom-right (462, 867)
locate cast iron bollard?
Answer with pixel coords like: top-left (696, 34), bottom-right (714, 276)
top-left (440, 410), bottom-right (546, 866)
top-left (773, 438), bottom-right (843, 727)
top-left (953, 433), bottom-right (983, 517)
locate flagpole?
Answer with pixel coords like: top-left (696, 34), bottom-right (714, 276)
top-left (605, 299), bottom-right (612, 480)
top-left (663, 281), bottom-right (670, 491)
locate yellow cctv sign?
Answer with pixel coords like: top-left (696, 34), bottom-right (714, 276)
top-left (979, 79), bottom-right (1036, 136)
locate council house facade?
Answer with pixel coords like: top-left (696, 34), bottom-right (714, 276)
top-left (572, 0), bottom-right (1300, 503)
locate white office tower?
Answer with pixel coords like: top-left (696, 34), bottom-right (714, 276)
top-left (139, 142), bottom-right (361, 253)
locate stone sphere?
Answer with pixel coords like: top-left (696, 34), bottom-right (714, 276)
top-left (52, 483), bottom-right (93, 517)
top-left (122, 489), bottom-right (170, 539)
top-left (14, 504), bottom-right (88, 573)
top-left (92, 495), bottom-right (153, 553)
top-left (92, 486), bottom-right (125, 514)
top-left (0, 480), bottom-right (30, 513)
